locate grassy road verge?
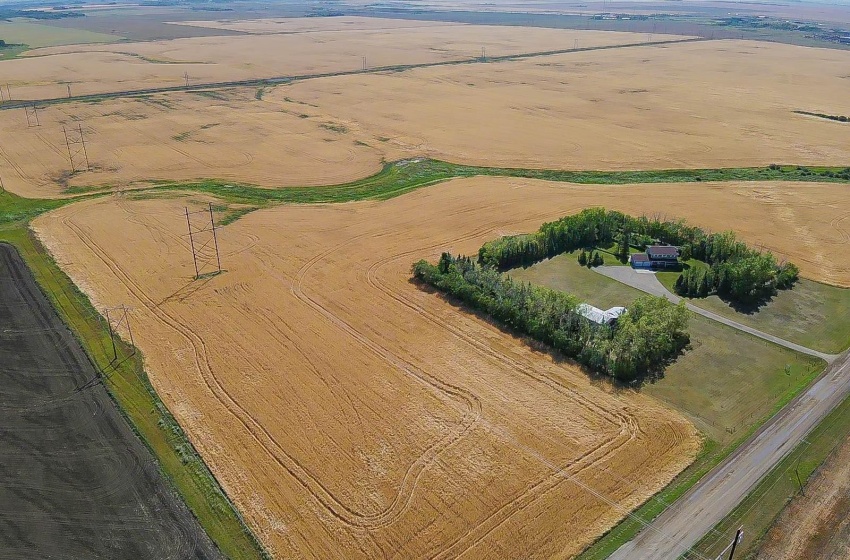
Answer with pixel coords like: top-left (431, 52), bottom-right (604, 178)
top-left (684, 384), bottom-right (850, 559)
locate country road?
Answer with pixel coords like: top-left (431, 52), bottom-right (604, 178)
top-left (593, 266), bottom-right (850, 559)
top-left (609, 349), bottom-right (850, 560)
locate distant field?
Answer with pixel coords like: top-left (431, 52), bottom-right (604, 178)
top-left (511, 252), bottom-right (824, 445)
top-left (0, 20), bottom-right (120, 47)
top-left (8, 19), bottom-right (660, 100)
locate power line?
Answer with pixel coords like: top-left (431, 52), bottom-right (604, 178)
top-left (184, 203), bottom-right (222, 279)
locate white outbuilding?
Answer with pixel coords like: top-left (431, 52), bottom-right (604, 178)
top-left (577, 304), bottom-right (627, 326)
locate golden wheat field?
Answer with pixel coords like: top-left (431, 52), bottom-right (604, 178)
top-left (0, 88), bottom-right (384, 198)
top-left (7, 18), bottom-right (658, 100)
top-left (3, 36), bottom-right (850, 199)
top-left (33, 181), bottom-right (703, 559)
top-left (280, 39), bottom-right (850, 170)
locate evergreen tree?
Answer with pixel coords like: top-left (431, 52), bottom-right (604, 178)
top-left (674, 273), bottom-right (685, 294)
top-left (578, 250), bottom-right (587, 266)
top-left (618, 232), bottom-right (630, 263)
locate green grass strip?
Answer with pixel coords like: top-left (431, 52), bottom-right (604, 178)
top-left (61, 159), bottom-right (850, 210)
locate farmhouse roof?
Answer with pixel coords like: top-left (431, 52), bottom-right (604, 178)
top-left (647, 245), bottom-right (679, 257)
top-left (630, 253), bottom-right (650, 263)
top-left (577, 304), bottom-right (627, 325)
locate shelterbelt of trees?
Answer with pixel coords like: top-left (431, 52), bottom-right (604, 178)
top-left (477, 208), bottom-right (798, 305)
top-left (413, 254), bottom-right (689, 382)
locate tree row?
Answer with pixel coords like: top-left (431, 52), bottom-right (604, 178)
top-left (413, 253), bottom-right (690, 382)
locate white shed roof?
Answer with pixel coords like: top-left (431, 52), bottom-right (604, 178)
top-left (577, 304), bottom-right (627, 325)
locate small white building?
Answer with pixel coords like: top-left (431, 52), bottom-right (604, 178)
top-left (577, 304), bottom-right (627, 326)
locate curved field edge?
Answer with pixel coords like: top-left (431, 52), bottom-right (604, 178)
top-left (575, 351), bottom-right (826, 560)
top-left (0, 226), bottom-right (270, 560)
top-left (684, 382), bottom-right (850, 560)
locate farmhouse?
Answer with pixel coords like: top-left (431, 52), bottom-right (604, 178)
top-left (631, 245), bottom-right (680, 269)
top-left (577, 303), bottom-right (627, 326)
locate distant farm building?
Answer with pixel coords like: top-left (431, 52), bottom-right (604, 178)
top-left (577, 304), bottom-right (627, 326)
top-left (631, 245), bottom-right (680, 269)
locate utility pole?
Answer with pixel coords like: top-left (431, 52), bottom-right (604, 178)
top-left (184, 71), bottom-right (189, 87)
top-left (67, 83), bottom-right (71, 98)
top-left (481, 46), bottom-right (486, 61)
top-left (78, 123), bottom-right (90, 170)
top-left (63, 126), bottom-right (75, 172)
top-left (25, 105), bottom-right (40, 127)
top-left (105, 307), bottom-right (117, 361)
top-left (362, 56), bottom-right (366, 70)
top-left (726, 528), bottom-right (744, 560)
top-left (5, 84), bottom-right (10, 101)
top-left (186, 207), bottom-right (199, 277)
top-left (208, 202), bottom-right (222, 273)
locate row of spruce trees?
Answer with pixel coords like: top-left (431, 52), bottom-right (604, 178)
top-left (413, 253), bottom-right (690, 382)
top-left (477, 208), bottom-right (798, 305)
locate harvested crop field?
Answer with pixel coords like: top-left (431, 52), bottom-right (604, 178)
top-left (280, 39), bottom-right (850, 170)
top-left (757, 434), bottom-right (850, 560)
top-left (0, 88), bottom-right (384, 198)
top-left (0, 243), bottom-right (221, 559)
top-left (8, 18), bottom-right (658, 100)
top-left (34, 183), bottom-right (701, 559)
top-left (3, 37), bottom-right (850, 199)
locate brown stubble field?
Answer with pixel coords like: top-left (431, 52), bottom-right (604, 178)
top-left (33, 181), bottom-right (702, 560)
top-left (3, 36), bottom-right (850, 199)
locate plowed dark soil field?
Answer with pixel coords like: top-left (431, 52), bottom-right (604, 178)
top-left (0, 242), bottom-right (221, 560)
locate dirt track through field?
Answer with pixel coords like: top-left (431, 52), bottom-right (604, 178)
top-left (34, 182), bottom-right (700, 559)
top-left (0, 243), bottom-right (222, 560)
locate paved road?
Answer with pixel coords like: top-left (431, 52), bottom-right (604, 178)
top-left (594, 266), bottom-right (838, 362)
top-left (609, 349), bottom-right (850, 560)
top-left (592, 265), bottom-right (849, 559)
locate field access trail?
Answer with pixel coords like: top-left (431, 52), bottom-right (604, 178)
top-left (0, 243), bottom-right (221, 560)
top-left (594, 266), bottom-right (838, 362)
top-left (595, 266), bottom-right (849, 559)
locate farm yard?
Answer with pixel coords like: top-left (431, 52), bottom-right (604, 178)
top-left (4, 9), bottom-right (850, 560)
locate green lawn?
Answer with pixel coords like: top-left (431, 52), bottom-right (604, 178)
top-left (684, 280), bottom-right (850, 355)
top-left (511, 253), bottom-right (824, 445)
top-left (657, 262), bottom-right (850, 354)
